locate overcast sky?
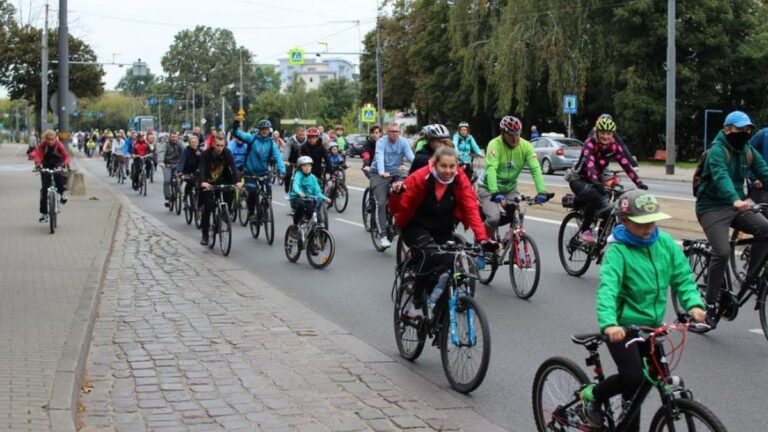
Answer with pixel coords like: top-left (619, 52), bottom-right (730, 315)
top-left (11, 0), bottom-right (379, 92)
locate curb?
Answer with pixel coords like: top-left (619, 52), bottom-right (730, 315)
top-left (47, 161), bottom-right (123, 432)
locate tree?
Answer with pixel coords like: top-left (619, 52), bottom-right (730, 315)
top-left (116, 66), bottom-right (156, 97)
top-left (0, 0), bottom-right (16, 78)
top-left (318, 78), bottom-right (359, 125)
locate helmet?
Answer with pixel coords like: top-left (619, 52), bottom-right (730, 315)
top-left (329, 142), bottom-right (339, 149)
top-left (423, 124), bottom-right (450, 140)
top-left (297, 156), bottom-right (313, 165)
top-left (595, 118), bottom-right (617, 133)
top-left (499, 116), bottom-right (522, 134)
top-left (256, 119), bottom-right (272, 129)
top-left (306, 127), bottom-right (320, 137)
top-left (458, 121), bottom-right (470, 129)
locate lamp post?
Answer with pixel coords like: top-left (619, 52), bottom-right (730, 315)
top-left (375, 0), bottom-right (384, 126)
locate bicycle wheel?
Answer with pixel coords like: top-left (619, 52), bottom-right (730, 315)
top-left (648, 398), bottom-right (727, 432)
top-left (142, 172), bottom-right (147, 196)
top-left (395, 235), bottom-right (410, 267)
top-left (509, 233), bottom-right (541, 299)
top-left (219, 206), bottom-right (232, 256)
top-left (672, 245), bottom-right (712, 332)
top-left (284, 225), bottom-right (302, 263)
top-left (238, 192), bottom-right (248, 227)
top-left (476, 231), bottom-right (499, 285)
top-left (439, 296), bottom-right (491, 393)
top-left (558, 212), bottom-right (592, 277)
top-left (263, 199), bottom-right (275, 245)
top-left (759, 284), bottom-right (768, 343)
top-left (48, 191), bottom-right (56, 234)
top-left (729, 229), bottom-right (750, 285)
top-left (393, 275), bottom-right (425, 361)
top-left (320, 205), bottom-right (329, 230)
top-left (250, 204), bottom-right (261, 239)
top-left (334, 184), bottom-right (349, 213)
top-left (184, 193), bottom-right (193, 225)
top-left (306, 228), bottom-right (335, 269)
top-left (229, 194), bottom-right (238, 222)
top-left (532, 356), bottom-right (590, 432)
top-left (193, 194), bottom-right (202, 229)
top-left (362, 188), bottom-right (372, 232)
top-left (174, 183), bottom-right (182, 215)
top-left (208, 209), bottom-right (217, 249)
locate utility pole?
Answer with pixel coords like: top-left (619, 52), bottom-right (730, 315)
top-left (375, 0), bottom-right (384, 126)
top-left (665, 0), bottom-right (676, 175)
top-left (158, 99), bottom-right (162, 132)
top-left (57, 0), bottom-right (69, 143)
top-left (238, 51), bottom-right (244, 111)
top-left (192, 87), bottom-right (196, 129)
top-left (40, 2), bottom-right (49, 133)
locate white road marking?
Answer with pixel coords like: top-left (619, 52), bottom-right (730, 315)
top-left (347, 186), bottom-right (365, 192)
top-left (749, 329), bottom-right (765, 335)
top-left (518, 180), bottom-right (694, 202)
top-left (336, 218), bottom-right (365, 228)
top-left (272, 200), bottom-right (287, 207)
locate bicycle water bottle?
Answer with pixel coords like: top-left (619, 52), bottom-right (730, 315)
top-left (428, 271), bottom-right (450, 311)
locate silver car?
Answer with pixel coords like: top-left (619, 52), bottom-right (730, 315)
top-left (532, 136), bottom-right (583, 174)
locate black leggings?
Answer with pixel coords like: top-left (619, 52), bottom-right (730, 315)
top-left (569, 179), bottom-right (609, 232)
top-left (592, 338), bottom-right (650, 432)
top-left (401, 225), bottom-right (453, 306)
top-left (40, 171), bottom-right (66, 214)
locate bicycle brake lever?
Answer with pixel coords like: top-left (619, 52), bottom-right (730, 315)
top-left (625, 337), bottom-right (645, 348)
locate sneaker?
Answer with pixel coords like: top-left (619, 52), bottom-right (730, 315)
top-left (578, 384), bottom-right (604, 429)
top-left (704, 304), bottom-right (718, 331)
top-left (284, 194), bottom-right (290, 200)
top-left (378, 235), bottom-right (392, 248)
top-left (200, 236), bottom-right (209, 246)
top-left (475, 254), bottom-right (487, 270)
top-left (580, 230), bottom-right (596, 244)
top-left (39, 213), bottom-right (48, 223)
top-left (60, 192), bottom-right (68, 204)
top-left (164, 200), bottom-right (170, 208)
top-left (248, 214), bottom-right (258, 224)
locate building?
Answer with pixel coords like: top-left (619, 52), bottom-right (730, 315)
top-left (277, 57), bottom-right (357, 92)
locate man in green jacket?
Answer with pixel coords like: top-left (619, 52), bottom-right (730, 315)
top-left (579, 189), bottom-right (706, 429)
top-left (477, 115), bottom-right (549, 238)
top-left (696, 110), bottom-right (768, 330)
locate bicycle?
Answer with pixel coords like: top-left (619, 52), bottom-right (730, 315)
top-left (558, 172), bottom-right (625, 277)
top-left (133, 155), bottom-right (153, 197)
top-left (37, 167), bottom-right (66, 234)
top-left (168, 169), bottom-right (182, 215)
top-left (114, 155), bottom-right (127, 185)
top-left (392, 240), bottom-right (491, 393)
top-left (204, 184), bottom-right (236, 257)
top-left (532, 319), bottom-right (726, 431)
top-left (181, 174), bottom-right (202, 228)
top-left (365, 177), bottom-right (401, 252)
top-left (284, 197), bottom-right (336, 269)
top-left (243, 173), bottom-right (276, 245)
top-left (728, 203), bottom-right (768, 284)
top-left (678, 207), bottom-right (768, 341)
top-left (476, 193), bottom-right (554, 299)
top-left (324, 166), bottom-right (349, 213)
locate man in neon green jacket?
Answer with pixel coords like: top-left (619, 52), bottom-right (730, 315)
top-left (478, 115), bottom-right (549, 237)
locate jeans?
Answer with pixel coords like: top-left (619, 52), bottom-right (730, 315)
top-left (569, 179), bottom-right (609, 232)
top-left (40, 171), bottom-right (66, 214)
top-left (246, 179), bottom-right (270, 216)
top-left (698, 206), bottom-right (768, 303)
top-left (162, 167), bottom-right (176, 199)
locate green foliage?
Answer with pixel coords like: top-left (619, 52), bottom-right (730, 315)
top-left (116, 66), bottom-right (157, 97)
top-left (318, 78), bottom-right (359, 125)
top-left (72, 92), bottom-right (138, 131)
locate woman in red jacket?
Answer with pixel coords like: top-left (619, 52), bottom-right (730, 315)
top-left (390, 146), bottom-right (496, 317)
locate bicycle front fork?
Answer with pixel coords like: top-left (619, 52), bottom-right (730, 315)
top-left (448, 292), bottom-right (476, 346)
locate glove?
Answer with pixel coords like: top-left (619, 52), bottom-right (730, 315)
top-left (231, 120), bottom-right (241, 133)
top-left (534, 193), bottom-right (549, 204)
top-left (492, 193), bottom-right (504, 204)
top-left (481, 239), bottom-right (499, 252)
top-left (636, 182), bottom-right (648, 190)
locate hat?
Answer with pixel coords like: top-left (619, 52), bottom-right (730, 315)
top-left (723, 111), bottom-right (754, 128)
top-left (615, 190), bottom-right (671, 224)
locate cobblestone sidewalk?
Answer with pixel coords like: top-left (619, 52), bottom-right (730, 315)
top-left (79, 209), bottom-right (502, 432)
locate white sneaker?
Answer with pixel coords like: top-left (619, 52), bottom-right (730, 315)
top-left (284, 194), bottom-right (290, 200)
top-left (60, 191), bottom-right (69, 204)
top-left (378, 236), bottom-right (391, 248)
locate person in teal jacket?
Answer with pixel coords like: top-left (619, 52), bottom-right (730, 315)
top-left (578, 190), bottom-right (706, 430)
top-left (290, 156), bottom-right (330, 226)
top-left (452, 121), bottom-right (483, 180)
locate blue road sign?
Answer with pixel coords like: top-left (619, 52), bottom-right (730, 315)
top-left (182, 121), bottom-right (191, 129)
top-left (166, 98), bottom-right (176, 106)
top-left (88, 111), bottom-right (94, 118)
top-left (148, 97), bottom-right (158, 106)
top-left (563, 95), bottom-right (577, 115)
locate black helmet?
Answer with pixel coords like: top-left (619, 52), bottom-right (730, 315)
top-left (256, 119), bottom-right (272, 130)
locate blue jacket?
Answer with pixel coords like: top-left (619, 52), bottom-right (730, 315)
top-left (452, 133), bottom-right (482, 164)
top-left (749, 128), bottom-right (768, 163)
top-left (233, 130), bottom-right (286, 176)
top-left (228, 139), bottom-right (248, 169)
top-left (329, 153), bottom-right (346, 168)
top-left (290, 170), bottom-right (328, 201)
top-left (374, 136), bottom-right (414, 175)
top-left (123, 137), bottom-right (133, 155)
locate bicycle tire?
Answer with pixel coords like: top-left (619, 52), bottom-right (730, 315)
top-left (48, 191), bottom-right (56, 234)
top-left (509, 233), bottom-right (541, 300)
top-left (250, 203), bottom-right (261, 239)
top-left (306, 228), bottom-right (335, 269)
top-left (729, 229), bottom-right (749, 285)
top-left (673, 245), bottom-right (713, 333)
top-left (476, 229), bottom-right (499, 285)
top-left (321, 205), bottom-right (329, 230)
top-left (558, 212), bottom-right (592, 277)
top-left (393, 275), bottom-right (426, 361)
top-left (395, 235), bottom-right (410, 267)
top-left (208, 209), bottom-right (217, 249)
top-left (439, 296), bottom-right (490, 393)
top-left (531, 356), bottom-right (590, 432)
top-left (193, 194), bottom-right (202, 229)
top-left (362, 188), bottom-right (372, 232)
top-left (230, 195), bottom-right (238, 222)
top-left (142, 171), bottom-right (147, 196)
top-left (759, 284), bottom-right (768, 343)
top-left (263, 199), bottom-right (275, 245)
top-left (648, 398), bottom-right (727, 432)
top-left (219, 206), bottom-right (232, 256)
top-left (238, 193), bottom-right (248, 227)
top-left (284, 225), bottom-right (302, 263)
top-left (184, 193), bottom-right (193, 225)
top-left (334, 184), bottom-right (349, 213)
top-left (174, 183), bottom-right (182, 216)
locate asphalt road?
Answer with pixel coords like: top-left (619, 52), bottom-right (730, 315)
top-left (85, 157), bottom-right (765, 432)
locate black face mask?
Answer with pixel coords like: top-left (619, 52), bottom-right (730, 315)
top-left (726, 131), bottom-right (751, 149)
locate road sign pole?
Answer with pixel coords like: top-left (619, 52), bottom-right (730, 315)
top-left (57, 0), bottom-right (69, 143)
top-left (159, 99), bottom-right (162, 133)
top-left (568, 114), bottom-right (572, 138)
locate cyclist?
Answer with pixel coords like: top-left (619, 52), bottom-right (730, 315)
top-left (177, 134), bottom-right (202, 205)
top-left (390, 146), bottom-right (496, 317)
top-left (272, 130), bottom-right (286, 154)
top-left (198, 134), bottom-right (240, 245)
top-left (696, 110), bottom-right (768, 329)
top-left (409, 124), bottom-right (453, 174)
top-left (102, 134), bottom-right (113, 172)
top-left (33, 130), bottom-right (71, 222)
top-left (300, 127), bottom-right (333, 184)
top-left (112, 131), bottom-right (126, 180)
top-left (227, 134), bottom-right (248, 171)
top-left (328, 142), bottom-right (346, 169)
top-left (283, 127), bottom-right (307, 195)
top-left (478, 115), bottom-right (550, 238)
top-left (130, 132), bottom-right (152, 191)
top-left (579, 189), bottom-right (706, 430)
top-left (569, 116), bottom-right (646, 243)
top-left (160, 132), bottom-right (183, 208)
top-left (361, 124), bottom-right (382, 174)
top-left (370, 122), bottom-right (415, 248)
top-left (333, 125), bottom-right (346, 152)
top-left (452, 121), bottom-right (483, 179)
top-left (289, 156), bottom-right (330, 226)
top-left (587, 114), bottom-right (639, 168)
top-left (231, 119), bottom-right (286, 223)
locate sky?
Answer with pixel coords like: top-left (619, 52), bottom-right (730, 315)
top-left (10, 0), bottom-right (379, 92)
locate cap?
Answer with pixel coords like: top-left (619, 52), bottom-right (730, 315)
top-left (615, 190), bottom-right (671, 224)
top-left (723, 111), bottom-right (754, 128)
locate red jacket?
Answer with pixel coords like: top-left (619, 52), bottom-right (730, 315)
top-left (132, 140), bottom-right (150, 156)
top-left (34, 140), bottom-right (71, 167)
top-left (390, 164), bottom-right (488, 242)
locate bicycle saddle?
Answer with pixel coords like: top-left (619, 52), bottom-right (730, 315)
top-left (571, 333), bottom-right (603, 345)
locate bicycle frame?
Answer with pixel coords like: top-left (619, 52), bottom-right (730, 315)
top-left (687, 238), bottom-right (762, 310)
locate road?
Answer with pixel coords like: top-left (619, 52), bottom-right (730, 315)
top-left (86, 157), bottom-right (765, 432)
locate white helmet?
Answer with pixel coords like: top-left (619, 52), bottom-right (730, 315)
top-left (423, 124), bottom-right (450, 140)
top-left (297, 156), bottom-right (313, 165)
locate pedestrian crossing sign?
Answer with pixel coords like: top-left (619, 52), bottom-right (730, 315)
top-left (288, 48), bottom-right (304, 65)
top-left (361, 106), bottom-right (377, 123)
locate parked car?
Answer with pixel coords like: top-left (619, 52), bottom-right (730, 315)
top-left (344, 134), bottom-right (367, 157)
top-left (532, 134), bottom-right (583, 174)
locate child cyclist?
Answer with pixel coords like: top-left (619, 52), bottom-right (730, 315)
top-left (580, 189), bottom-right (706, 430)
top-left (289, 156), bottom-right (331, 226)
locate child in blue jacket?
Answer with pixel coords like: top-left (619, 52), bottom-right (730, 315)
top-left (290, 156), bottom-right (330, 225)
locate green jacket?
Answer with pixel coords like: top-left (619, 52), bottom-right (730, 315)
top-left (480, 136), bottom-right (546, 194)
top-left (596, 231), bottom-right (704, 332)
top-left (696, 130), bottom-right (768, 214)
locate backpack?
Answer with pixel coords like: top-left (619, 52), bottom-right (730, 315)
top-left (692, 146), bottom-right (753, 197)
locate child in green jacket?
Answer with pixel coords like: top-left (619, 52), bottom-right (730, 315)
top-left (580, 190), bottom-right (706, 430)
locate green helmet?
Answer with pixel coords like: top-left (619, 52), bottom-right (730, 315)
top-left (595, 118), bottom-right (617, 133)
